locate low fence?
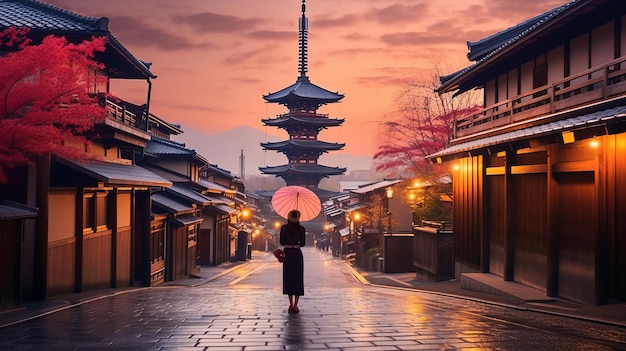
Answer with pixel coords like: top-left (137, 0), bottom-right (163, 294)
top-left (413, 221), bottom-right (453, 281)
top-left (382, 234), bottom-right (414, 273)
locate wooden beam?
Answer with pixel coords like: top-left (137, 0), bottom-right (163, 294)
top-left (511, 164), bottom-right (548, 174)
top-left (552, 160), bottom-right (595, 173)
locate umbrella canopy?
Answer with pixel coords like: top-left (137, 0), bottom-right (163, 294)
top-left (271, 186), bottom-right (321, 222)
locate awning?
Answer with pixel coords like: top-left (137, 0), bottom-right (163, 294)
top-left (152, 193), bottom-right (195, 215)
top-left (344, 203), bottom-right (368, 212)
top-left (324, 207), bottom-right (344, 217)
top-left (166, 183), bottom-right (212, 206)
top-left (171, 214), bottom-right (203, 227)
top-left (58, 159), bottom-right (171, 187)
top-left (428, 105), bottom-right (626, 160)
top-left (339, 227), bottom-right (350, 236)
top-left (211, 204), bottom-right (237, 215)
top-left (351, 180), bottom-right (402, 194)
top-left (198, 178), bottom-right (236, 194)
top-left (205, 194), bottom-right (235, 206)
top-left (0, 200), bottom-right (38, 220)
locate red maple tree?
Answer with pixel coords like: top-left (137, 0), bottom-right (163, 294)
top-left (0, 27), bottom-right (108, 183)
top-left (374, 69), bottom-right (481, 180)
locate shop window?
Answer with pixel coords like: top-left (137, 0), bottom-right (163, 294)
top-left (188, 225), bottom-right (197, 248)
top-left (151, 223), bottom-right (165, 263)
top-left (83, 191), bottom-right (109, 234)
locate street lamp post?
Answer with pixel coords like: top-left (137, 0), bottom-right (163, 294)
top-left (386, 187), bottom-right (393, 235)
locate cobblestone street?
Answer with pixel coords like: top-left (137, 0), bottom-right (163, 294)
top-left (1, 248), bottom-right (625, 350)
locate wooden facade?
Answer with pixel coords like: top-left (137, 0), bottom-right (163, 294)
top-left (435, 0), bottom-right (626, 305)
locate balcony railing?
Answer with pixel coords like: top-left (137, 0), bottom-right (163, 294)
top-left (105, 98), bottom-right (137, 127)
top-left (454, 55), bottom-right (626, 139)
top-left (278, 110), bottom-right (329, 118)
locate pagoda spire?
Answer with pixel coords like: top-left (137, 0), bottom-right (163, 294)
top-left (298, 0), bottom-right (308, 78)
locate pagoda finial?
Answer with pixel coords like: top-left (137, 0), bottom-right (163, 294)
top-left (298, 0), bottom-right (308, 78)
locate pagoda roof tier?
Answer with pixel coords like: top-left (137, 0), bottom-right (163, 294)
top-left (262, 114), bottom-right (344, 127)
top-left (261, 140), bottom-right (345, 151)
top-left (259, 164), bottom-right (346, 176)
top-left (263, 76), bottom-right (344, 106)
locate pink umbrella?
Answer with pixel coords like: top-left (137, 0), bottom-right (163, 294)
top-left (271, 186), bottom-right (321, 222)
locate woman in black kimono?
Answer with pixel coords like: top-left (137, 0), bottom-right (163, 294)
top-left (280, 210), bottom-right (306, 313)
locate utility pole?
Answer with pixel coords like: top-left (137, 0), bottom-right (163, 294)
top-left (239, 149), bottom-right (245, 181)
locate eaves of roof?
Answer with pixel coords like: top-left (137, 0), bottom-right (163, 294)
top-left (57, 158), bottom-right (172, 187)
top-left (0, 200), bottom-right (38, 220)
top-left (0, 0), bottom-right (155, 79)
top-left (146, 137), bottom-right (208, 165)
top-left (259, 164), bottom-right (346, 175)
top-left (262, 115), bottom-right (344, 127)
top-left (261, 140), bottom-right (345, 150)
top-left (428, 104), bottom-right (626, 160)
top-left (264, 76), bottom-right (344, 103)
top-left (351, 180), bottom-right (403, 194)
top-left (151, 193), bottom-right (195, 214)
top-left (438, 0), bottom-right (587, 94)
top-left (166, 183), bottom-right (212, 207)
top-left (197, 178), bottom-right (236, 194)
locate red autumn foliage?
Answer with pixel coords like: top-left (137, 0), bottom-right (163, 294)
top-left (373, 72), bottom-right (482, 180)
top-left (0, 27), bottom-right (108, 183)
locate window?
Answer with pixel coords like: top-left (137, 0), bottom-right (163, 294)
top-left (188, 225), bottom-right (197, 248)
top-left (83, 191), bottom-right (109, 233)
top-left (151, 222), bottom-right (165, 263)
top-left (533, 55), bottom-right (548, 98)
top-left (83, 193), bottom-right (94, 233)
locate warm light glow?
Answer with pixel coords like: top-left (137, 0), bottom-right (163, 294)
top-left (274, 221), bottom-right (281, 229)
top-left (562, 131), bottom-right (575, 144)
top-left (408, 193), bottom-right (416, 201)
top-left (589, 140), bottom-right (599, 148)
top-left (386, 187), bottom-right (394, 199)
top-left (413, 180), bottom-right (421, 188)
top-left (452, 164), bottom-right (460, 171)
top-left (241, 208), bottom-right (251, 218)
top-left (324, 224), bottom-right (330, 231)
top-left (353, 212), bottom-right (362, 221)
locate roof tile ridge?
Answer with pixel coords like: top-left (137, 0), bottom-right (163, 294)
top-left (22, 0), bottom-right (110, 31)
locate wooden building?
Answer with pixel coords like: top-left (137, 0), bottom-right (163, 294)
top-left (431, 0), bottom-right (626, 305)
top-left (0, 1), bottom-right (172, 303)
top-left (0, 201), bottom-right (37, 308)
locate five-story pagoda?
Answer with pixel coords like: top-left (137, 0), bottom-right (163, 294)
top-left (259, 0), bottom-right (346, 188)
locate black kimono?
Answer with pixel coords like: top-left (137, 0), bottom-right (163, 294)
top-left (280, 221), bottom-right (306, 296)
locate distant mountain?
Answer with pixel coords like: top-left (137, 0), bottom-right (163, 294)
top-left (173, 125), bottom-right (373, 177)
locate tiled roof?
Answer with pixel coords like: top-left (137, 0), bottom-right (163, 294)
top-left (198, 178), bottom-right (235, 194)
top-left (439, 0), bottom-right (582, 91)
top-left (259, 164), bottom-right (346, 175)
top-left (146, 137), bottom-right (209, 165)
top-left (264, 76), bottom-right (344, 104)
top-left (166, 183), bottom-right (212, 207)
top-left (146, 137), bottom-right (194, 156)
top-left (428, 105), bottom-right (626, 159)
top-left (0, 200), bottom-right (37, 220)
top-left (261, 140), bottom-right (345, 151)
top-left (0, 0), bottom-right (106, 31)
top-left (58, 159), bottom-right (172, 187)
top-left (351, 180), bottom-right (402, 194)
top-left (171, 214), bottom-right (202, 227)
top-left (0, 0), bottom-right (155, 79)
top-left (262, 115), bottom-right (344, 127)
top-left (152, 193), bottom-right (195, 214)
top-left (465, 0), bottom-right (580, 62)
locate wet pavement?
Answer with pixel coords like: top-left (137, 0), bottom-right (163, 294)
top-left (1, 248), bottom-right (625, 350)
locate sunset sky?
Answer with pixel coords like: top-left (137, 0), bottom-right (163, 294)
top-left (45, 0), bottom-right (568, 172)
